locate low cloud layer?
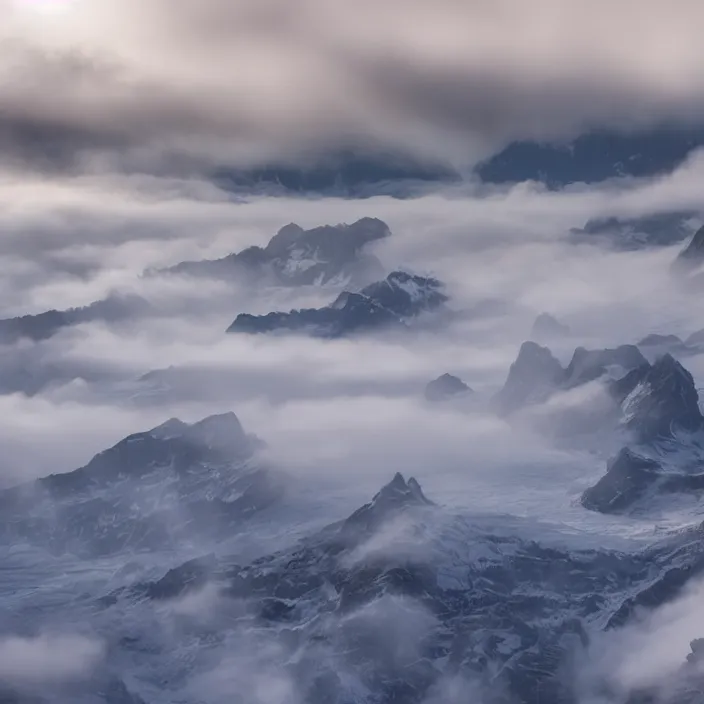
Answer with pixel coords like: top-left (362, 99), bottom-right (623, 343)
top-left (0, 633), bottom-right (104, 688)
top-left (1, 0), bottom-right (704, 173)
top-left (577, 578), bottom-right (704, 702)
top-left (0, 154), bottom-right (703, 497)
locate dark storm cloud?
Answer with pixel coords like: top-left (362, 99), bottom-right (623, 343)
top-left (2, 0), bottom-right (704, 173)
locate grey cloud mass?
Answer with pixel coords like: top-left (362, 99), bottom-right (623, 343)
top-left (3, 4), bottom-right (704, 701)
top-left (1, 0), bottom-right (704, 172)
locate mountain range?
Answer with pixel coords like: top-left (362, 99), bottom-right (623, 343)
top-left (160, 217), bottom-right (390, 289)
top-left (6, 415), bottom-right (704, 703)
top-left (495, 338), bottom-right (704, 514)
top-left (227, 271), bottom-right (449, 338)
top-left (476, 125), bottom-right (704, 187)
top-left (204, 125), bottom-right (704, 196)
top-left (1, 319), bottom-right (704, 701)
top-left (0, 413), bottom-right (281, 558)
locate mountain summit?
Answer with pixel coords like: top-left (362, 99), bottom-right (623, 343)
top-left (424, 373), bottom-right (472, 402)
top-left (613, 353), bottom-right (704, 442)
top-left (673, 224), bottom-right (704, 274)
top-left (162, 217), bottom-right (391, 288)
top-left (228, 271), bottom-right (449, 338)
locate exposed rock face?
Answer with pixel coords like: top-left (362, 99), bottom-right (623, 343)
top-left (495, 342), bottom-right (704, 514)
top-left (228, 271), bottom-right (448, 338)
top-left (581, 355), bottom-right (704, 514)
top-left (563, 345), bottom-right (647, 388)
top-left (581, 448), bottom-right (662, 513)
top-left (0, 413), bottom-right (282, 557)
top-left (162, 217), bottom-right (391, 288)
top-left (674, 225), bottom-right (704, 273)
top-left (355, 271), bottom-right (449, 317)
top-left (495, 341), bottom-right (650, 417)
top-left (340, 472), bottom-right (434, 540)
top-left (101, 473), bottom-right (704, 704)
top-left (495, 340), bottom-right (700, 445)
top-left (494, 341), bottom-right (566, 415)
top-left (612, 354), bottom-right (704, 443)
top-left (424, 373), bottom-right (472, 402)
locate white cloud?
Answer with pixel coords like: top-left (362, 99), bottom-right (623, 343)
top-left (0, 633), bottom-right (104, 687)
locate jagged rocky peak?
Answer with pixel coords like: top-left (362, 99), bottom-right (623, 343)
top-left (617, 354), bottom-right (703, 441)
top-left (149, 412), bottom-right (248, 447)
top-left (424, 373), bottom-right (472, 402)
top-left (674, 224), bottom-right (704, 272)
top-left (563, 344), bottom-right (647, 388)
top-left (266, 217), bottom-right (391, 261)
top-left (339, 216), bottom-right (392, 243)
top-left (513, 340), bottom-right (563, 372)
top-left (495, 341), bottom-right (565, 414)
top-left (4, 409), bottom-right (279, 558)
top-left (687, 638), bottom-right (704, 665)
top-left (265, 222), bottom-right (306, 252)
top-left (649, 352), bottom-right (698, 383)
top-left (530, 312), bottom-right (570, 341)
top-left (164, 217), bottom-right (391, 287)
top-left (376, 472), bottom-right (433, 507)
top-left (581, 447), bottom-right (661, 513)
top-left (39, 411), bottom-right (257, 498)
top-left (341, 473), bottom-right (433, 537)
top-left (228, 270), bottom-right (448, 338)
top-left (361, 270), bottom-right (449, 316)
top-left (149, 417), bottom-right (189, 438)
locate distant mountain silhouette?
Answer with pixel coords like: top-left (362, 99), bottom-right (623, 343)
top-left (477, 125), bottom-right (704, 186)
top-left (0, 294), bottom-right (149, 345)
top-left (570, 211), bottom-right (699, 250)
top-left (228, 271), bottom-right (449, 338)
top-left (160, 217), bottom-right (391, 288)
top-left (424, 373), bottom-right (472, 402)
top-left (212, 150), bottom-right (460, 197)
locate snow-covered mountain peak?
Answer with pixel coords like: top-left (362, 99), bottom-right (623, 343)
top-left (228, 270), bottom-right (448, 338)
top-left (161, 217), bottom-right (391, 288)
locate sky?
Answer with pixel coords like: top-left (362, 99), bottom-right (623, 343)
top-left (2, 0), bottom-right (704, 174)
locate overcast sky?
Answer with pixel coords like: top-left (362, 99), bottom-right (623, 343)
top-left (2, 0), bottom-right (704, 174)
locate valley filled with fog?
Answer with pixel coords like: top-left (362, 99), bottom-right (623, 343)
top-left (1, 152), bottom-right (704, 703)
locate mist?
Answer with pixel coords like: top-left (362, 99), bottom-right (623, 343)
top-left (2, 3), bottom-right (704, 702)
